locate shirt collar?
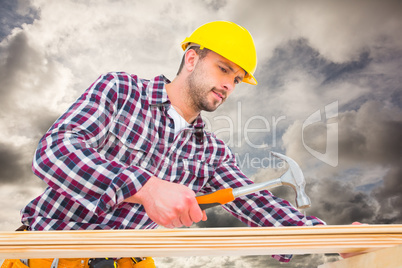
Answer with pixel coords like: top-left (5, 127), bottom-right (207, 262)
top-left (146, 74), bottom-right (171, 106)
top-left (146, 74), bottom-right (205, 129)
top-left (193, 114), bottom-right (205, 128)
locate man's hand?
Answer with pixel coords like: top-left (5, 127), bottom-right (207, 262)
top-left (124, 176), bottom-right (207, 228)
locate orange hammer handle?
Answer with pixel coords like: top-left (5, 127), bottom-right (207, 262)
top-left (196, 188), bottom-right (235, 210)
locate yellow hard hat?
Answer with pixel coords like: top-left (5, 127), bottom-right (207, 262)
top-left (181, 21), bottom-right (258, 85)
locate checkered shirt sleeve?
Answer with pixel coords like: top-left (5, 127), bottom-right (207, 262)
top-left (30, 73), bottom-right (153, 217)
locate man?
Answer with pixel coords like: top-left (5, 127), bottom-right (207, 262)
top-left (11, 21), bottom-right (325, 267)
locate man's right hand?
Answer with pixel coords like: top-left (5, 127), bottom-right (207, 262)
top-left (124, 176), bottom-right (207, 228)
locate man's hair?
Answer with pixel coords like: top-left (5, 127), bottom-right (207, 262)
top-left (176, 46), bottom-right (210, 75)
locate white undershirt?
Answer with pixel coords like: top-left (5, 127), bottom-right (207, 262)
top-left (167, 105), bottom-right (190, 137)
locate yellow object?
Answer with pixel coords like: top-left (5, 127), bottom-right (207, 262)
top-left (1, 258), bottom-right (90, 268)
top-left (181, 21), bottom-right (258, 85)
top-left (1, 259), bottom-right (29, 268)
top-left (119, 257), bottom-right (155, 268)
top-left (0, 257), bottom-right (155, 268)
top-left (31, 258), bottom-right (89, 268)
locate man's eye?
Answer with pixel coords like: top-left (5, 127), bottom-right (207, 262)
top-left (220, 66), bottom-right (227, 73)
top-left (234, 78), bottom-right (240, 84)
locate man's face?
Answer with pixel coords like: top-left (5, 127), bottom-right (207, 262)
top-left (186, 50), bottom-right (245, 112)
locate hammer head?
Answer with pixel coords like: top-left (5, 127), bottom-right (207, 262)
top-left (271, 152), bottom-right (311, 209)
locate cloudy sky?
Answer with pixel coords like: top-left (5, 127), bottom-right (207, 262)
top-left (1, 0), bottom-right (402, 267)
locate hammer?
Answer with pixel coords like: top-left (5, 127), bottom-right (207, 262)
top-left (196, 152), bottom-right (311, 210)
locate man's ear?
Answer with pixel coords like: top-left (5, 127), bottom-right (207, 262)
top-left (184, 49), bottom-right (199, 72)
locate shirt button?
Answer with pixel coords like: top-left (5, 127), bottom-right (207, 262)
top-left (126, 137), bottom-right (132, 143)
top-left (163, 162), bottom-right (169, 168)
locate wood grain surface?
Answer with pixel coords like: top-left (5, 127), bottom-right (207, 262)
top-left (1, 225), bottom-right (401, 259)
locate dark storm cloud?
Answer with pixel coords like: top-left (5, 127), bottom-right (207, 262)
top-left (321, 51), bottom-right (372, 84)
top-left (258, 38), bottom-right (372, 92)
top-left (373, 166), bottom-right (402, 224)
top-left (285, 100), bottom-right (402, 224)
top-left (0, 28), bottom-right (67, 139)
top-left (307, 178), bottom-right (378, 225)
top-left (257, 35), bottom-right (402, 227)
top-left (0, 26), bottom-right (61, 189)
top-left (0, 0), bottom-right (39, 41)
top-left (0, 142), bottom-right (31, 184)
top-left (201, 0), bottom-right (227, 11)
top-left (257, 38), bottom-right (325, 89)
top-left (0, 31), bottom-right (42, 108)
top-left (27, 108), bottom-right (60, 140)
top-left (301, 101), bottom-right (402, 167)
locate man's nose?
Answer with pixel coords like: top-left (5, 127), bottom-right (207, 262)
top-left (221, 78), bottom-right (235, 92)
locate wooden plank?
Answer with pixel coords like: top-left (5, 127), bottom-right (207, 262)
top-left (0, 225), bottom-right (401, 259)
top-left (2, 235), bottom-right (402, 248)
top-left (4, 224), bottom-right (402, 239)
top-left (3, 233), bottom-right (402, 245)
top-left (318, 243), bottom-right (402, 268)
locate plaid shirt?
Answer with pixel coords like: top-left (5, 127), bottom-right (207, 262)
top-left (21, 72), bottom-right (324, 262)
